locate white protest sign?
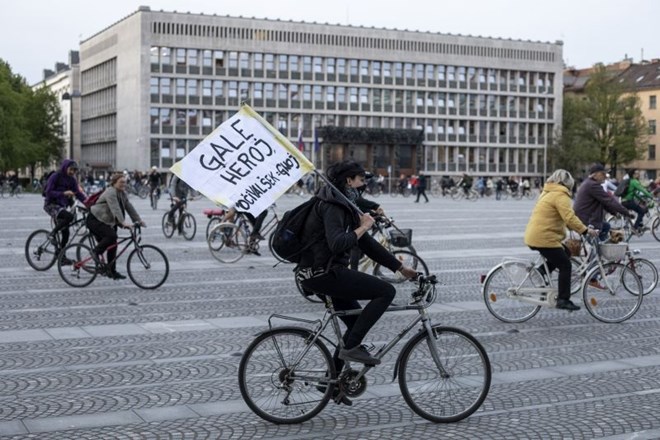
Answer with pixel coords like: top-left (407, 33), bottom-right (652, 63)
top-left (170, 104), bottom-right (315, 216)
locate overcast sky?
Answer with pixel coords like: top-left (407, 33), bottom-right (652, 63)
top-left (2, 0), bottom-right (659, 85)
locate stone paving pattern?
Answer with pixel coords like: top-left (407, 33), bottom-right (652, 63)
top-left (1, 193), bottom-right (660, 439)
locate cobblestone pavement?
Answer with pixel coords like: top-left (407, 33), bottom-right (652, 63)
top-left (1, 192), bottom-right (660, 439)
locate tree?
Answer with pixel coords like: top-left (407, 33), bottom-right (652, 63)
top-left (551, 65), bottom-right (647, 177)
top-left (0, 59), bottom-right (64, 174)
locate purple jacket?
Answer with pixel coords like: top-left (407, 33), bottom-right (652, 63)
top-left (44, 160), bottom-right (86, 207)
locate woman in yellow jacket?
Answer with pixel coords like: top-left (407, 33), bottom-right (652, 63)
top-left (524, 169), bottom-right (598, 311)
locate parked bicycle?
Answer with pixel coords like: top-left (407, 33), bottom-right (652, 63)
top-left (482, 236), bottom-right (644, 323)
top-left (207, 205), bottom-right (280, 263)
top-left (239, 274), bottom-right (491, 424)
top-left (25, 204), bottom-right (94, 271)
top-left (57, 223), bottom-right (169, 289)
top-left (161, 195), bottom-right (197, 240)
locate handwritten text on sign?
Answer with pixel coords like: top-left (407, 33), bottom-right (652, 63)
top-left (170, 105), bottom-right (314, 216)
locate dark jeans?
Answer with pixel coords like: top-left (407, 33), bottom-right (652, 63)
top-left (530, 246), bottom-right (572, 301)
top-left (167, 200), bottom-right (186, 231)
top-left (622, 200), bottom-right (647, 229)
top-left (301, 267), bottom-right (395, 350)
top-left (599, 221), bottom-right (611, 242)
top-left (86, 214), bottom-right (118, 272)
top-left (52, 210), bottom-right (74, 248)
top-left (415, 188), bottom-right (428, 202)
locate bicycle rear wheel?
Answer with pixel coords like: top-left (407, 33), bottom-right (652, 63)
top-left (127, 244), bottom-right (169, 289)
top-left (205, 217), bottom-right (223, 240)
top-left (373, 250), bottom-right (429, 284)
top-left (651, 216), bottom-right (660, 242)
top-left (238, 328), bottom-right (335, 424)
top-left (398, 325), bottom-right (491, 423)
top-left (161, 212), bottom-right (175, 238)
top-left (583, 262), bottom-right (643, 323)
top-left (482, 261), bottom-right (542, 323)
top-left (208, 222), bottom-right (246, 263)
top-left (625, 257), bottom-right (658, 296)
top-left (268, 232), bottom-right (290, 264)
top-left (181, 213), bottom-right (197, 241)
top-left (57, 243), bottom-right (98, 287)
top-left (25, 229), bottom-right (58, 271)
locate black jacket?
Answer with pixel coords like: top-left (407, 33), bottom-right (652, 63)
top-left (299, 185), bottom-right (401, 272)
top-left (573, 177), bottom-right (629, 229)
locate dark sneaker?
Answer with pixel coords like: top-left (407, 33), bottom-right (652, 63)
top-left (110, 271), bottom-right (126, 280)
top-left (556, 299), bottom-right (580, 311)
top-left (338, 345), bottom-right (380, 366)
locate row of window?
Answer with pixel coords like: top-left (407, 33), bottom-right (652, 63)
top-left (81, 58), bottom-right (116, 94)
top-left (149, 47), bottom-right (555, 87)
top-left (148, 78), bottom-right (553, 112)
top-left (150, 23), bottom-right (557, 63)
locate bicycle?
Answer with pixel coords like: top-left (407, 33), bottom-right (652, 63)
top-left (25, 204), bottom-right (94, 271)
top-left (449, 186), bottom-right (479, 201)
top-left (482, 236), bottom-right (644, 323)
top-left (1, 182), bottom-right (22, 198)
top-left (607, 200), bottom-right (659, 242)
top-left (161, 195), bottom-right (197, 240)
top-left (238, 274), bottom-right (491, 424)
top-left (569, 236), bottom-right (658, 297)
top-left (126, 180), bottom-right (149, 199)
top-left (57, 224), bottom-right (169, 289)
top-left (207, 205), bottom-right (281, 263)
top-left (203, 207), bottom-right (227, 240)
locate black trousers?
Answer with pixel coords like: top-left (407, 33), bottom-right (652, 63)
top-left (415, 188), bottom-right (428, 202)
top-left (86, 214), bottom-right (118, 271)
top-left (301, 267), bottom-right (395, 350)
top-left (530, 246), bottom-right (571, 300)
top-left (53, 210), bottom-right (74, 248)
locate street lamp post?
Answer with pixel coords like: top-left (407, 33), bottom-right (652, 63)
top-left (61, 91), bottom-right (81, 160)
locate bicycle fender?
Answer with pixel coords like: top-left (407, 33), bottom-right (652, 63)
top-left (391, 328), bottom-right (427, 382)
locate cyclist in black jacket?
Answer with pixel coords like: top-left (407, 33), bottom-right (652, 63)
top-left (297, 160), bottom-right (417, 369)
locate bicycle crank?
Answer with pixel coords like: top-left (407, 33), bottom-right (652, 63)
top-left (339, 368), bottom-right (368, 398)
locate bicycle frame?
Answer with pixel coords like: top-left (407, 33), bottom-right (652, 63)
top-left (266, 282), bottom-right (445, 391)
top-left (76, 226), bottom-right (141, 271)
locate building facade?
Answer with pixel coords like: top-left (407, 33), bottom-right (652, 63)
top-left (78, 6), bottom-right (564, 178)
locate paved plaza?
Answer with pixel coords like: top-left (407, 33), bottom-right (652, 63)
top-left (1, 192), bottom-right (660, 439)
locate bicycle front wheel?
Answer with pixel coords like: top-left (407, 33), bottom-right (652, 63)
top-left (625, 257), bottom-right (659, 296)
top-left (238, 328), bottom-right (335, 424)
top-left (482, 261), bottom-right (542, 323)
top-left (208, 222), bottom-right (246, 263)
top-left (25, 229), bottom-right (58, 271)
top-left (399, 325), bottom-right (491, 423)
top-left (583, 262), bottom-right (643, 323)
top-left (127, 244), bottom-right (169, 289)
top-left (138, 185), bottom-right (149, 199)
top-left (57, 243), bottom-right (98, 288)
top-left (181, 213), bottom-right (197, 241)
top-left (373, 250), bottom-right (429, 284)
top-left (651, 216), bottom-right (660, 242)
top-left (205, 217), bottom-right (223, 240)
top-left (161, 212), bottom-right (175, 238)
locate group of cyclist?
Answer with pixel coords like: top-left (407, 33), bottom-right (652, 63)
top-left (524, 163), bottom-right (654, 312)
top-left (42, 159), bottom-right (146, 280)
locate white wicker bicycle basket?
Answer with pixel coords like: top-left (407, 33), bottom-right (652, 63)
top-left (599, 243), bottom-right (628, 261)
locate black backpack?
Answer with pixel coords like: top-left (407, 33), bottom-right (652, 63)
top-left (41, 171), bottom-right (57, 197)
top-left (271, 197), bottom-right (320, 264)
top-left (614, 179), bottom-right (630, 197)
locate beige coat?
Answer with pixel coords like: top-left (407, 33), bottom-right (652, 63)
top-left (90, 186), bottom-right (142, 227)
top-left (524, 183), bottom-right (587, 249)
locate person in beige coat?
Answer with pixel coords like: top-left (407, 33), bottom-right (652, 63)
top-left (524, 169), bottom-right (597, 311)
top-left (86, 173), bottom-right (146, 279)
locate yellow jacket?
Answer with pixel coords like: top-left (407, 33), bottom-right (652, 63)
top-left (524, 183), bottom-right (587, 248)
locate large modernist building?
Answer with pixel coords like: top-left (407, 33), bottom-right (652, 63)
top-left (74, 6), bottom-right (563, 178)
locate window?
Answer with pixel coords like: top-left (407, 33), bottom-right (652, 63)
top-left (360, 88), bottom-right (369, 103)
top-left (649, 145), bottom-right (656, 160)
top-left (373, 61), bottom-right (381, 77)
top-left (315, 57), bottom-right (324, 73)
top-left (202, 80), bottom-right (212, 97)
top-left (176, 48), bottom-right (186, 65)
top-left (202, 110), bottom-right (212, 127)
top-left (239, 52), bottom-right (250, 69)
top-left (289, 55), bottom-right (299, 72)
top-left (337, 86), bottom-right (346, 103)
top-left (188, 109), bottom-right (198, 126)
top-left (278, 83), bottom-right (288, 100)
top-left (160, 78), bottom-right (170, 95)
top-left (150, 78), bottom-right (158, 94)
top-left (150, 47), bottom-right (159, 64)
top-left (176, 79), bottom-right (186, 96)
top-left (265, 54), bottom-right (274, 70)
top-left (404, 63), bottom-right (413, 79)
top-left (254, 53), bottom-right (263, 70)
top-left (651, 95), bottom-right (657, 110)
top-left (394, 62), bottom-right (403, 78)
top-left (239, 82), bottom-right (249, 100)
top-left (350, 59), bottom-right (358, 75)
top-left (278, 54), bottom-right (287, 71)
top-left (202, 50), bottom-right (212, 67)
top-left (383, 62), bottom-right (391, 77)
top-left (213, 80), bottom-right (223, 97)
top-left (437, 65), bottom-right (445, 81)
top-left (228, 81), bottom-right (237, 98)
top-left (161, 47), bottom-right (171, 65)
top-left (187, 49), bottom-right (198, 66)
top-left (447, 66), bottom-right (455, 81)
top-left (187, 79), bottom-right (197, 96)
top-left (327, 58), bottom-right (335, 74)
top-left (326, 86), bottom-right (335, 102)
top-left (457, 67), bottom-right (466, 82)
top-left (253, 82), bottom-right (263, 99)
top-left (150, 108), bottom-right (159, 126)
top-left (214, 50), bottom-right (224, 68)
top-left (303, 85), bottom-right (311, 101)
top-left (337, 58), bottom-right (346, 75)
top-left (360, 60), bottom-right (369, 76)
top-left (350, 87), bottom-right (358, 103)
top-left (289, 84), bottom-right (298, 100)
top-left (160, 108), bottom-right (171, 126)
top-left (650, 120), bottom-right (657, 135)
top-left (228, 51), bottom-right (238, 68)
top-left (314, 85), bottom-right (322, 101)
top-left (265, 83), bottom-right (274, 99)
top-left (303, 56), bottom-right (312, 72)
